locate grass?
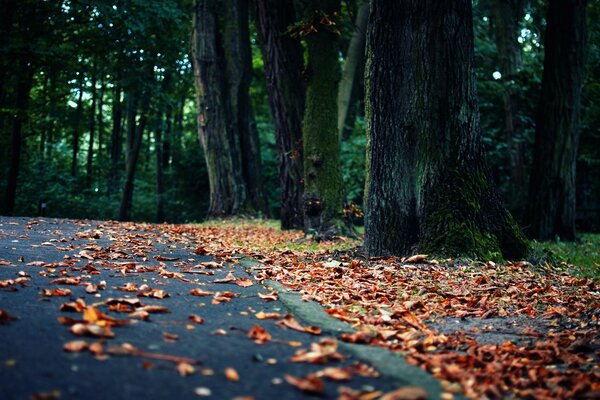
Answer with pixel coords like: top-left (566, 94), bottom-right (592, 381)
top-left (530, 233), bottom-right (600, 278)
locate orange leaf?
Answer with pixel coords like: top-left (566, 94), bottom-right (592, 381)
top-left (188, 314), bottom-right (205, 324)
top-left (255, 311), bottom-right (281, 320)
top-left (248, 324), bottom-right (272, 344)
top-left (284, 374), bottom-right (324, 395)
top-left (258, 291), bottom-right (278, 302)
top-left (235, 278), bottom-right (254, 287)
top-left (189, 288), bottom-right (214, 297)
top-left (225, 367), bottom-right (240, 382)
top-left (214, 271), bottom-right (236, 283)
top-left (277, 315), bottom-right (321, 335)
top-left (379, 386), bottom-right (427, 400)
top-left (63, 340), bottom-right (88, 352)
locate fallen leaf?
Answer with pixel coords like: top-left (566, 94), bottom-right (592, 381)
top-left (277, 315), bottom-right (321, 335)
top-left (41, 288), bottom-right (72, 297)
top-left (70, 323), bottom-right (115, 338)
top-left (189, 288), bottom-right (214, 297)
top-left (379, 387), bottom-right (428, 400)
top-left (284, 374), bottom-right (324, 395)
top-left (404, 254), bottom-right (428, 263)
top-left (214, 271), bottom-right (236, 283)
top-left (177, 362), bottom-right (195, 376)
top-left (188, 315), bottom-right (205, 324)
top-left (0, 309), bottom-right (18, 324)
top-left (289, 338), bottom-right (344, 364)
top-left (255, 311), bottom-right (281, 320)
top-left (316, 367), bottom-right (352, 381)
top-left (154, 255), bottom-right (180, 261)
top-left (225, 367), bottom-right (240, 382)
top-left (163, 332), bottom-right (179, 343)
top-left (258, 291), bottom-right (278, 302)
top-left (194, 387), bottom-right (212, 397)
top-left (63, 340), bottom-right (88, 352)
top-left (235, 278), bottom-right (254, 287)
top-left (248, 324), bottom-right (271, 344)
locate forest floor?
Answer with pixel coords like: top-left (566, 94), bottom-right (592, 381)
top-left (0, 217), bottom-right (598, 400)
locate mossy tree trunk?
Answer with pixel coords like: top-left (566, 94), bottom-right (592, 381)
top-left (364, 0), bottom-right (528, 260)
top-left (224, 0), bottom-right (269, 216)
top-left (526, 0), bottom-right (586, 242)
top-left (191, 0), bottom-right (243, 217)
top-left (255, 0), bottom-right (306, 229)
top-left (301, 0), bottom-right (344, 235)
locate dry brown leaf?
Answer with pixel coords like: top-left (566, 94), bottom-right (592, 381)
top-left (41, 288), bottom-right (72, 297)
top-left (379, 386), bottom-right (428, 400)
top-left (316, 367), bottom-right (352, 381)
top-left (258, 291), bottom-right (278, 302)
top-left (214, 271), bottom-right (236, 283)
top-left (154, 255), bottom-right (180, 261)
top-left (277, 315), bottom-right (321, 335)
top-left (284, 374), bottom-right (324, 395)
top-left (0, 309), bottom-right (18, 324)
top-left (248, 324), bottom-right (272, 344)
top-left (177, 362), bottom-right (195, 376)
top-left (289, 338), bottom-right (344, 364)
top-left (188, 315), bottom-right (205, 324)
top-left (404, 254), bottom-right (428, 263)
top-left (70, 323), bottom-right (115, 338)
top-left (235, 278), bottom-right (254, 287)
top-left (189, 288), bottom-right (214, 297)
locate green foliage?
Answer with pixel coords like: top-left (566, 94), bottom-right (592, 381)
top-left (529, 234), bottom-right (600, 278)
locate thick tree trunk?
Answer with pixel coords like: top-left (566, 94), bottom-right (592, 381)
top-left (492, 0), bottom-right (526, 200)
top-left (364, 0), bottom-right (528, 260)
top-left (301, 0), bottom-right (344, 235)
top-left (86, 68), bottom-right (97, 187)
top-left (109, 84), bottom-right (123, 194)
top-left (3, 64), bottom-right (33, 215)
top-left (97, 77), bottom-right (105, 157)
top-left (255, 0), bottom-right (305, 229)
top-left (118, 94), bottom-right (149, 221)
top-left (526, 0), bottom-right (586, 241)
top-left (224, 0), bottom-right (269, 215)
top-left (192, 0), bottom-right (242, 217)
top-left (71, 77), bottom-right (85, 177)
top-left (337, 3), bottom-right (368, 140)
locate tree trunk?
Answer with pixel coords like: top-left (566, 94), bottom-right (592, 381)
top-left (109, 84), bottom-right (123, 194)
top-left (118, 94), bottom-right (149, 221)
top-left (255, 0), bottom-right (305, 229)
top-left (155, 115), bottom-right (165, 222)
top-left (526, 0), bottom-right (586, 241)
top-left (71, 77), bottom-right (85, 177)
top-left (301, 0), bottom-right (344, 235)
top-left (225, 0), bottom-right (269, 215)
top-left (364, 0), bottom-right (528, 260)
top-left (492, 0), bottom-right (526, 201)
top-left (3, 63), bottom-right (33, 215)
top-left (192, 0), bottom-right (243, 217)
top-left (86, 67), bottom-right (97, 187)
top-left (97, 77), bottom-right (105, 157)
top-left (337, 2), bottom-right (368, 140)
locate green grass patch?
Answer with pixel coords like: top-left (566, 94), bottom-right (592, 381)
top-left (529, 233), bottom-right (600, 278)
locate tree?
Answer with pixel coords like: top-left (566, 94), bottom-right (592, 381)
top-left (192, 0), bottom-right (244, 216)
top-left (364, 0), bottom-right (529, 260)
top-left (299, 0), bottom-right (344, 235)
top-left (337, 2), bottom-right (368, 140)
top-left (491, 0), bottom-right (527, 198)
top-left (255, 0), bottom-right (306, 229)
top-left (526, 0), bottom-right (587, 241)
top-left (224, 0), bottom-right (269, 216)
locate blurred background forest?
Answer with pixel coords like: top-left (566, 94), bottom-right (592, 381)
top-left (0, 0), bottom-right (598, 232)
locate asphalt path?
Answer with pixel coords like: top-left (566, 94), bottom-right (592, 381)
top-left (0, 217), bottom-right (427, 400)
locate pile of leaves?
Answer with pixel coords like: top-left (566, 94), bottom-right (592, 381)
top-left (161, 219), bottom-right (600, 399)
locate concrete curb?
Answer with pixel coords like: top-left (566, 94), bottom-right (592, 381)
top-left (238, 257), bottom-right (445, 400)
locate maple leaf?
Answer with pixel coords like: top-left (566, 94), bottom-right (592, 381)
top-left (284, 374), bottom-right (325, 395)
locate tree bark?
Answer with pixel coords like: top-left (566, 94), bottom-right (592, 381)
top-left (255, 0), bottom-right (305, 229)
top-left (492, 0), bottom-right (526, 199)
top-left (526, 0), bottom-right (587, 241)
top-left (109, 84), bottom-right (123, 194)
top-left (71, 76), bottom-right (85, 177)
top-left (118, 93), bottom-right (149, 221)
top-left (224, 0), bottom-right (269, 215)
top-left (86, 66), bottom-right (97, 187)
top-left (155, 115), bottom-right (165, 222)
top-left (364, 0), bottom-right (528, 260)
top-left (337, 2), bottom-right (368, 140)
top-left (192, 0), bottom-right (243, 217)
top-left (301, 0), bottom-right (344, 235)
top-left (3, 63), bottom-right (33, 215)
